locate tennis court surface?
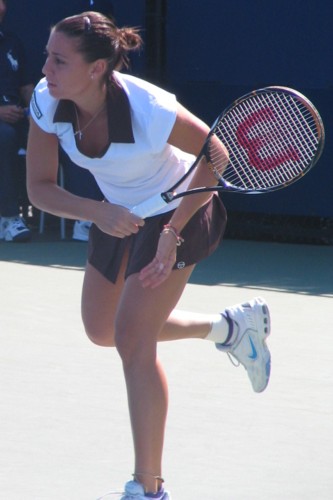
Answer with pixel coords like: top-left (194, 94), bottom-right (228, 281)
top-left (1, 236), bottom-right (332, 500)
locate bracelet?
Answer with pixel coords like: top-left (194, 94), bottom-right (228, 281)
top-left (133, 472), bottom-right (165, 483)
top-left (161, 224), bottom-right (184, 246)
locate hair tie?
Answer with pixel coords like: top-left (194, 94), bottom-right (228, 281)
top-left (84, 16), bottom-right (91, 33)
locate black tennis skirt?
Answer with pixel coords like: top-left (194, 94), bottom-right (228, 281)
top-left (87, 194), bottom-right (227, 283)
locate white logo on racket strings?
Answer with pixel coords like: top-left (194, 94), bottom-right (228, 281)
top-left (177, 261), bottom-right (185, 269)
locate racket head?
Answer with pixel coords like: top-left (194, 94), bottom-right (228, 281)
top-left (206, 86), bottom-right (325, 193)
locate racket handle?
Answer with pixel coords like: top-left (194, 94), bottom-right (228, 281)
top-left (130, 193), bottom-right (169, 219)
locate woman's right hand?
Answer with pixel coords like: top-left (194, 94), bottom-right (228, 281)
top-left (93, 201), bottom-right (145, 238)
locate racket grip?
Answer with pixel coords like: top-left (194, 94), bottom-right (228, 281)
top-left (130, 193), bottom-right (169, 219)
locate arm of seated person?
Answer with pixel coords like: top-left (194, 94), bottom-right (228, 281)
top-left (20, 83), bottom-right (34, 109)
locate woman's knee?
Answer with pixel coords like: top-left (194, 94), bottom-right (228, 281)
top-left (82, 314), bottom-right (115, 347)
top-left (81, 263), bottom-right (122, 347)
top-left (114, 318), bottom-right (157, 367)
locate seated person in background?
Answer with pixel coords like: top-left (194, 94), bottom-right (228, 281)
top-left (0, 0), bottom-right (34, 242)
top-left (60, 148), bottom-right (103, 241)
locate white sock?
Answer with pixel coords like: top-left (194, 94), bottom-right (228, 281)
top-left (205, 313), bottom-right (237, 345)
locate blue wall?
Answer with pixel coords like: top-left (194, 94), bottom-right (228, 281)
top-left (165, 1), bottom-right (332, 218)
top-left (5, 0), bottom-right (332, 217)
top-left (4, 0), bottom-right (145, 83)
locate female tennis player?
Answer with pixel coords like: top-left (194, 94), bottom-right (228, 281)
top-left (26, 11), bottom-right (271, 500)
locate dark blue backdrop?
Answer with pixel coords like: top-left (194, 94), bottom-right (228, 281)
top-left (165, 1), bottom-right (332, 218)
top-left (4, 0), bottom-right (146, 82)
top-left (4, 0), bottom-right (332, 217)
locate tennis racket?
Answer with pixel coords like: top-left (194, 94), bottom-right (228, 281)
top-left (131, 86), bottom-right (324, 218)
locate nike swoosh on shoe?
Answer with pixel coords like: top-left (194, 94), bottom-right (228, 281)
top-left (248, 336), bottom-right (258, 359)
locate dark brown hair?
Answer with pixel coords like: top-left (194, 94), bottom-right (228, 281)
top-left (53, 11), bottom-right (143, 74)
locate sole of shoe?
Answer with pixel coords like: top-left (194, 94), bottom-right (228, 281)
top-left (4, 231), bottom-right (31, 243)
top-left (5, 231), bottom-right (31, 242)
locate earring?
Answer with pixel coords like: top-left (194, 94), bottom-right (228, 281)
top-left (90, 73), bottom-right (94, 80)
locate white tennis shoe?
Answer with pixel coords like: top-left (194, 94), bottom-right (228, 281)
top-left (120, 481), bottom-right (171, 499)
top-left (0, 216), bottom-right (31, 242)
top-left (72, 220), bottom-right (92, 241)
top-left (97, 480), bottom-right (171, 500)
top-left (216, 297), bottom-right (271, 392)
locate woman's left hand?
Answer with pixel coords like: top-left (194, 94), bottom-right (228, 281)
top-left (139, 230), bottom-right (178, 288)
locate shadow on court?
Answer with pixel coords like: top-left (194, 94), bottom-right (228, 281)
top-left (190, 238), bottom-right (333, 297)
top-left (0, 233), bottom-right (87, 269)
top-left (1, 232), bottom-right (332, 296)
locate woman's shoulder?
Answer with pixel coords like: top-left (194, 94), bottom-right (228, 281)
top-left (114, 72), bottom-right (176, 107)
top-left (113, 72), bottom-right (177, 149)
top-left (32, 77), bottom-right (55, 103)
top-left (114, 72), bottom-right (177, 129)
top-left (31, 78), bottom-right (57, 117)
top-left (30, 77), bottom-right (59, 129)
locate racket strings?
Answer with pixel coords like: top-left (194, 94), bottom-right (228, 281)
top-left (207, 134), bottom-right (230, 179)
top-left (227, 99), bottom-right (297, 188)
top-left (215, 91), bottom-right (322, 191)
top-left (242, 96), bottom-right (301, 186)
top-left (261, 93), bottom-right (319, 166)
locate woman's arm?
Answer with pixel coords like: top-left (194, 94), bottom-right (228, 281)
top-left (139, 103), bottom-right (228, 288)
top-left (168, 103), bottom-right (210, 156)
top-left (167, 103), bottom-right (229, 232)
top-left (27, 118), bottom-right (95, 220)
top-left (26, 119), bottom-right (143, 236)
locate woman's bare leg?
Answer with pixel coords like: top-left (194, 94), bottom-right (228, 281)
top-left (81, 256), bottom-right (271, 493)
top-left (81, 259), bottom-right (211, 492)
top-left (81, 258), bottom-right (222, 494)
top-left (81, 262), bottom-right (211, 348)
top-left (114, 266), bottom-right (195, 493)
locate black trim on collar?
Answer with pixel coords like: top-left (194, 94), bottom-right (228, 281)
top-left (53, 99), bottom-right (74, 124)
top-left (53, 76), bottom-right (134, 144)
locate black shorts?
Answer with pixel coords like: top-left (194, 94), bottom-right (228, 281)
top-left (87, 194), bottom-right (227, 283)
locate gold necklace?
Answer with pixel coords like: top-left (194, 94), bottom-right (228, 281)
top-left (73, 102), bottom-right (106, 140)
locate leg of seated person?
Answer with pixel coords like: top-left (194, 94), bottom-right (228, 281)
top-left (60, 148), bottom-right (103, 241)
top-left (0, 120), bottom-right (30, 242)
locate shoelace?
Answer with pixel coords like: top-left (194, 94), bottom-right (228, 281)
top-left (227, 352), bottom-right (241, 367)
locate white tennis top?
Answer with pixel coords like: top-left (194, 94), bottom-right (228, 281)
top-left (30, 72), bottom-right (195, 214)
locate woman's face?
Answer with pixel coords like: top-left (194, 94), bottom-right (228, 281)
top-left (43, 30), bottom-right (94, 100)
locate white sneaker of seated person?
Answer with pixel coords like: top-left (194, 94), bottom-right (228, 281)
top-left (72, 220), bottom-right (92, 241)
top-left (0, 216), bottom-right (31, 242)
